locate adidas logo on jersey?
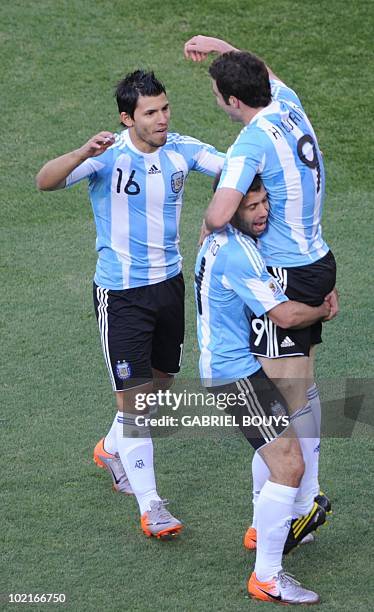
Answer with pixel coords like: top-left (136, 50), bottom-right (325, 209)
top-left (280, 336), bottom-right (295, 348)
top-left (148, 164), bottom-right (161, 174)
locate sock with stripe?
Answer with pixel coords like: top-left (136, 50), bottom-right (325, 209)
top-left (291, 403), bottom-right (319, 517)
top-left (116, 412), bottom-right (161, 515)
top-left (251, 450), bottom-right (270, 528)
top-left (103, 412), bottom-right (119, 455)
top-left (254, 480), bottom-right (298, 582)
top-left (307, 383), bottom-right (321, 497)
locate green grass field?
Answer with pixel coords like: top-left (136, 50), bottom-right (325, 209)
top-left (1, 0), bottom-right (374, 610)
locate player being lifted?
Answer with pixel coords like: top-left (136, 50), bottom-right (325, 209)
top-left (195, 175), bottom-right (336, 604)
top-left (184, 35), bottom-right (338, 547)
top-left (36, 70), bottom-right (224, 539)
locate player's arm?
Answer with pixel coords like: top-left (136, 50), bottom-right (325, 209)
top-left (226, 256), bottom-right (332, 328)
top-left (268, 300), bottom-right (332, 329)
top-left (205, 187), bottom-right (244, 231)
top-left (184, 34), bottom-right (281, 81)
top-left (36, 131), bottom-right (115, 191)
top-left (184, 35), bottom-right (238, 62)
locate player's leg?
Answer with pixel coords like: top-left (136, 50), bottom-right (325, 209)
top-left (92, 282), bottom-right (182, 536)
top-left (231, 371), bottom-right (320, 604)
top-left (137, 273), bottom-right (185, 538)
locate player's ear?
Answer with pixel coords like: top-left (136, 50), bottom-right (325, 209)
top-left (120, 111), bottom-right (134, 128)
top-left (228, 95), bottom-right (239, 109)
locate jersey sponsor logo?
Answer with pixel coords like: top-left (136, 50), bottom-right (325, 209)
top-left (134, 459), bottom-right (145, 469)
top-left (171, 170), bottom-right (184, 193)
top-left (280, 336), bottom-right (295, 348)
top-left (115, 360), bottom-right (132, 380)
top-left (148, 164), bottom-right (161, 174)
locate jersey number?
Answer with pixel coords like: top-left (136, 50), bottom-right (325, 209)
top-left (116, 168), bottom-right (141, 195)
top-left (195, 257), bottom-right (206, 315)
top-left (296, 135), bottom-right (321, 193)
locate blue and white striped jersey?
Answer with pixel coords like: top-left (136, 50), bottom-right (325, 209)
top-left (66, 130), bottom-right (225, 289)
top-left (195, 226), bottom-right (288, 386)
top-left (218, 79), bottom-right (329, 267)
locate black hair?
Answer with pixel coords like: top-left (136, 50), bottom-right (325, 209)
top-left (247, 174), bottom-right (263, 193)
top-left (115, 70), bottom-right (166, 119)
top-left (212, 172), bottom-right (262, 194)
top-left (209, 51), bottom-right (271, 108)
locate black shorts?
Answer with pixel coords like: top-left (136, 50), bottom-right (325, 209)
top-left (93, 274), bottom-right (185, 391)
top-left (209, 368), bottom-right (290, 451)
top-left (250, 250), bottom-right (336, 358)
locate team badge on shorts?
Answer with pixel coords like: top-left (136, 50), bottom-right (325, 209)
top-left (115, 360), bottom-right (132, 380)
top-left (270, 400), bottom-right (287, 417)
top-left (171, 171), bottom-right (184, 193)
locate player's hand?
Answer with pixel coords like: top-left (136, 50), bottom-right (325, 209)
top-left (321, 300), bottom-right (332, 321)
top-left (198, 219), bottom-right (211, 246)
top-left (77, 132), bottom-right (116, 160)
top-left (184, 35), bottom-right (236, 62)
top-left (324, 287), bottom-right (339, 319)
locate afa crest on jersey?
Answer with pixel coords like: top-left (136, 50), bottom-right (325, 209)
top-left (171, 171), bottom-right (184, 193)
top-left (115, 360), bottom-right (132, 380)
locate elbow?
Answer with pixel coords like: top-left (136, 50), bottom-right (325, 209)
top-left (205, 210), bottom-right (226, 232)
top-left (35, 172), bottom-right (47, 191)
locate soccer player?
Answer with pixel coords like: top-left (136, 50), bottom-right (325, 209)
top-left (195, 175), bottom-right (334, 604)
top-left (184, 35), bottom-right (337, 533)
top-left (36, 70), bottom-right (225, 539)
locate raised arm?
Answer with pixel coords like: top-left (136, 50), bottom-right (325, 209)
top-left (184, 35), bottom-right (238, 62)
top-left (184, 34), bottom-right (281, 81)
top-left (36, 131), bottom-right (115, 191)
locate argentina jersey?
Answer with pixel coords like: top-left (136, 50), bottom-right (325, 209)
top-left (218, 79), bottom-right (330, 267)
top-left (66, 130), bottom-right (224, 289)
top-left (195, 226), bottom-right (288, 386)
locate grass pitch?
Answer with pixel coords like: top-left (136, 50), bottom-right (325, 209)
top-left (1, 0), bottom-right (373, 610)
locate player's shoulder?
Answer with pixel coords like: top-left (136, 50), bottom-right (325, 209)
top-left (165, 132), bottom-right (207, 149)
top-left (226, 227), bottom-right (265, 274)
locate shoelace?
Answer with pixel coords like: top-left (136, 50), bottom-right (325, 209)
top-left (278, 572), bottom-right (301, 588)
top-left (149, 499), bottom-right (172, 523)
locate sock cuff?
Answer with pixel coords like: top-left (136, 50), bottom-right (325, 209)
top-left (261, 480), bottom-right (298, 504)
top-left (290, 403), bottom-right (312, 421)
top-left (307, 383), bottom-right (319, 399)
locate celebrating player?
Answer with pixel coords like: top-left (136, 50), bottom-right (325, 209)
top-left (36, 70), bottom-right (224, 539)
top-left (184, 34), bottom-right (337, 540)
top-left (195, 176), bottom-right (335, 604)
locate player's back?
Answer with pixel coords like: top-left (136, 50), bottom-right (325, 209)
top-left (195, 228), bottom-right (263, 386)
top-left (220, 81), bottom-right (330, 268)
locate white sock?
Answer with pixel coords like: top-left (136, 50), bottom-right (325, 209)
top-left (103, 411), bottom-right (120, 454)
top-left (116, 412), bottom-right (161, 515)
top-left (307, 383), bottom-right (321, 496)
top-left (255, 480), bottom-right (298, 582)
top-left (291, 404), bottom-right (318, 517)
top-left (251, 451), bottom-right (270, 528)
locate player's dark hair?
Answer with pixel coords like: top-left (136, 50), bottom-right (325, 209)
top-left (248, 174), bottom-right (263, 193)
top-left (209, 51), bottom-right (271, 108)
top-left (115, 70), bottom-right (166, 119)
top-left (212, 173), bottom-right (262, 194)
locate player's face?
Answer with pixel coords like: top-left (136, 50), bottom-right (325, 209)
top-left (122, 93), bottom-right (170, 153)
top-left (232, 186), bottom-right (269, 237)
top-left (211, 80), bottom-right (242, 122)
